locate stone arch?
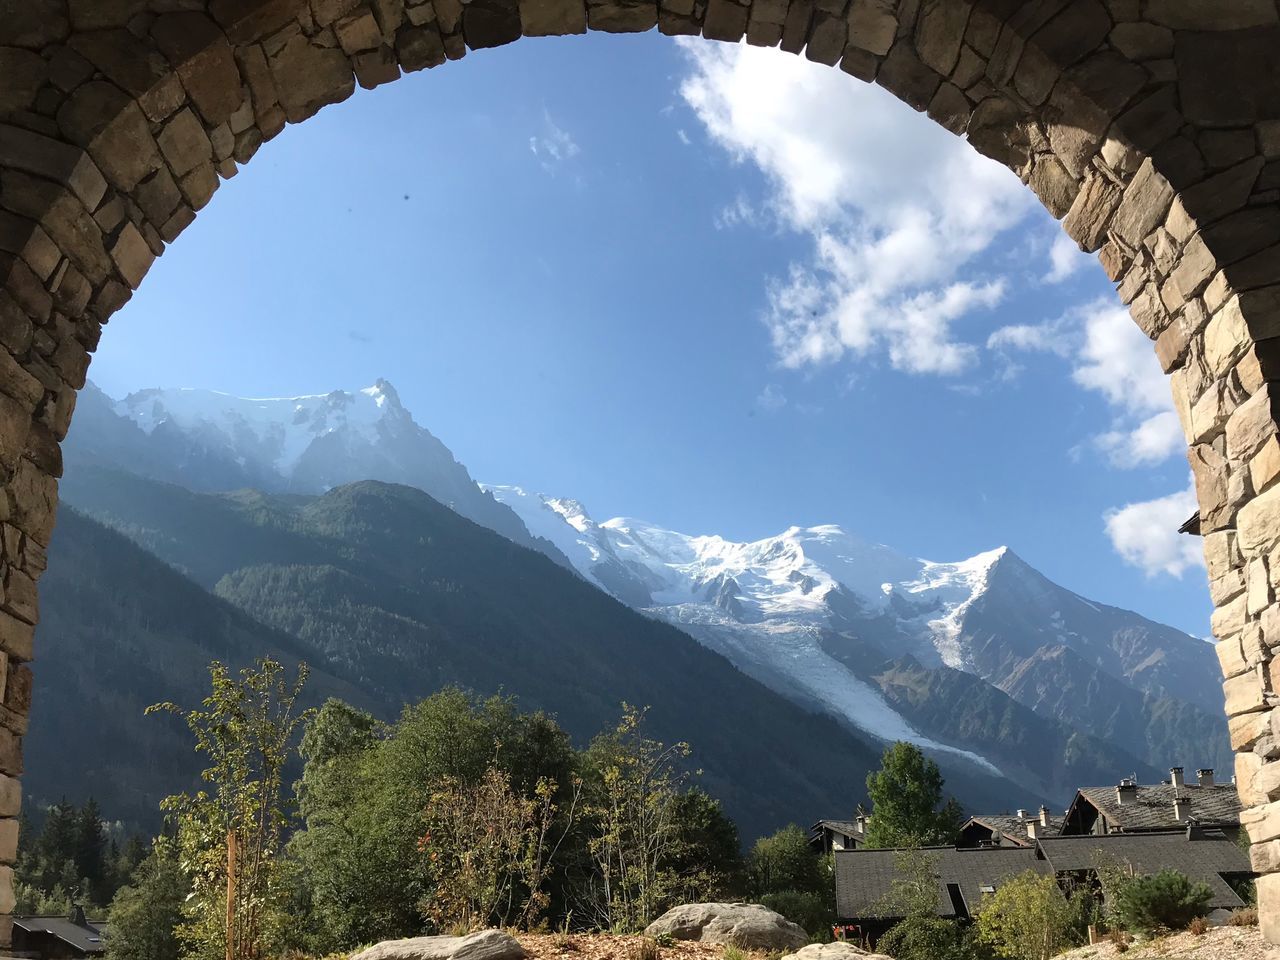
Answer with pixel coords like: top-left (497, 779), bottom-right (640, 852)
top-left (2, 0), bottom-right (1280, 944)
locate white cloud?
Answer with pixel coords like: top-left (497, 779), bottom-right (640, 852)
top-left (677, 41), bottom-right (1033, 376)
top-left (989, 299), bottom-right (1182, 468)
top-left (1043, 232), bottom-right (1091, 284)
top-left (529, 112), bottom-right (580, 172)
top-left (1104, 479), bottom-right (1204, 578)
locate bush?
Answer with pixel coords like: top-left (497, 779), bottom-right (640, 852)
top-left (1228, 907), bottom-right (1258, 927)
top-left (878, 915), bottom-right (985, 960)
top-left (760, 890), bottom-right (834, 938)
top-left (1112, 870), bottom-right (1213, 935)
top-left (974, 871), bottom-right (1082, 960)
top-left (1187, 916), bottom-right (1209, 936)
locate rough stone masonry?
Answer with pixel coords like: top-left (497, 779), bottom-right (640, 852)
top-left (2, 0), bottom-right (1280, 947)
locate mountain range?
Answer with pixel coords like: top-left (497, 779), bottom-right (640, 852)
top-left (33, 379), bottom-right (1232, 831)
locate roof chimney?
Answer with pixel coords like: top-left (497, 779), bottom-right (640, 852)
top-left (1026, 819), bottom-right (1040, 840)
top-left (1116, 778), bottom-right (1137, 805)
top-left (1197, 768), bottom-right (1215, 787)
top-left (1039, 805), bottom-right (1051, 827)
top-left (855, 814), bottom-right (867, 834)
top-left (1016, 808), bottom-right (1027, 820)
top-left (1171, 767), bottom-right (1185, 790)
top-left (1173, 795), bottom-right (1192, 822)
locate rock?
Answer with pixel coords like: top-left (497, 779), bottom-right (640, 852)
top-left (782, 944), bottom-right (890, 960)
top-left (350, 930), bottom-right (528, 960)
top-left (645, 903), bottom-right (809, 951)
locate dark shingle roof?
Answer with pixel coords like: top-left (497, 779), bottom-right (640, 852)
top-left (1074, 783), bottom-right (1242, 831)
top-left (834, 846), bottom-right (1049, 920)
top-left (1037, 831), bottom-right (1251, 910)
top-left (14, 916), bottom-right (108, 954)
top-left (967, 814), bottom-right (1063, 845)
top-left (814, 820), bottom-right (862, 836)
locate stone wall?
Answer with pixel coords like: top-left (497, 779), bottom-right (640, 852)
top-left (2, 0), bottom-right (1280, 946)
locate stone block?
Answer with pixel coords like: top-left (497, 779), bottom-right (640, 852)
top-left (1242, 750), bottom-right (1269, 805)
top-left (68, 28), bottom-right (185, 122)
top-left (846, 0), bottom-right (894, 56)
top-left (0, 0), bottom-right (70, 47)
top-left (268, 32), bottom-right (356, 122)
top-left (877, 43), bottom-right (939, 114)
top-left (9, 457), bottom-right (55, 549)
top-left (336, 8), bottom-right (385, 50)
top-left (152, 12), bottom-right (245, 127)
top-left (0, 47), bottom-right (46, 115)
top-left (914, 0), bottom-right (967, 77)
top-left (1252, 556), bottom-right (1276, 616)
top-left (586, 0), bottom-right (656, 32)
top-left (1234, 710), bottom-right (1270, 750)
top-left (1228, 384), bottom-right (1280, 462)
top-left (516, 0), bottom-right (585, 31)
top-left (1110, 159), bottom-right (1175, 248)
top-left (1063, 171), bottom-right (1121, 251)
top-left (1224, 668), bottom-right (1267, 716)
top-left (1241, 483), bottom-right (1280, 557)
top-left (1214, 591), bottom-right (1250, 640)
top-left (57, 80), bottom-right (160, 193)
top-left (804, 12), bottom-right (846, 65)
top-left (1219, 632), bottom-right (1249, 678)
top-left (211, 0), bottom-right (309, 43)
top-left (395, 23), bottom-right (446, 69)
top-left (1261, 872), bottom-right (1280, 944)
top-left (1253, 436), bottom-right (1280, 496)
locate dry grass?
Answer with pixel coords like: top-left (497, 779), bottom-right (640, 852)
top-left (520, 934), bottom-right (772, 960)
top-left (1227, 909), bottom-right (1258, 928)
top-left (1057, 925), bottom-right (1268, 960)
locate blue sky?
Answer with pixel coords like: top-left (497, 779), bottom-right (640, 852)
top-left (81, 33), bottom-right (1209, 636)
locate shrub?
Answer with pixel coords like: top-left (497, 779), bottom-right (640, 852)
top-left (722, 946), bottom-right (748, 960)
top-left (975, 871), bottom-right (1081, 960)
top-left (761, 890), bottom-right (834, 938)
top-left (1187, 917), bottom-right (1209, 936)
top-left (1228, 907), bottom-right (1258, 927)
top-left (630, 939), bottom-right (660, 960)
top-left (1112, 870), bottom-right (1213, 935)
top-left (878, 915), bottom-right (985, 960)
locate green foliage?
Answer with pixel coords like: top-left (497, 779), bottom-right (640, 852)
top-left (748, 825), bottom-right (826, 899)
top-left (55, 469), bottom-right (887, 842)
top-left (878, 916), bottom-right (988, 960)
top-left (14, 798), bottom-right (145, 911)
top-left (665, 789), bottom-right (746, 903)
top-left (105, 844), bottom-right (187, 960)
top-left (1112, 870), bottom-right (1213, 935)
top-left (760, 891), bottom-right (833, 939)
top-left (149, 658), bottom-right (312, 960)
top-left (580, 705), bottom-right (694, 932)
top-left (873, 849), bottom-right (941, 920)
top-left (974, 871), bottom-right (1082, 960)
top-left (863, 743), bottom-right (964, 848)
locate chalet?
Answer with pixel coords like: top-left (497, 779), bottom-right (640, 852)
top-left (834, 844), bottom-right (1048, 941)
top-left (1061, 768), bottom-right (1242, 843)
top-left (810, 816), bottom-right (868, 853)
top-left (833, 827), bottom-right (1251, 945)
top-left (958, 806), bottom-right (1060, 847)
top-left (12, 906), bottom-right (107, 960)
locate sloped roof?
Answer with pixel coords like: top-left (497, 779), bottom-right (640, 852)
top-left (814, 819), bottom-right (862, 836)
top-left (967, 813), bottom-right (1063, 846)
top-left (1037, 830), bottom-right (1250, 910)
top-left (834, 845), bottom-right (1049, 920)
top-left (14, 916), bottom-right (108, 954)
top-left (1073, 783), bottom-right (1242, 830)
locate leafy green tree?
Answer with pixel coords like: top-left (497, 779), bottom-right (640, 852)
top-left (148, 658), bottom-right (312, 960)
top-left (73, 799), bottom-right (107, 905)
top-left (748, 825), bottom-right (826, 898)
top-left (864, 743), bottom-right (964, 848)
top-left (580, 704), bottom-right (692, 932)
top-left (288, 689), bottom-right (577, 948)
top-left (974, 871), bottom-right (1080, 960)
top-left (665, 788), bottom-right (745, 902)
top-left (106, 844), bottom-right (187, 960)
top-left (879, 917), bottom-right (987, 960)
top-left (1112, 870), bottom-right (1213, 934)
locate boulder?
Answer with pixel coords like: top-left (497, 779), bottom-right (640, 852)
top-left (644, 903), bottom-right (809, 951)
top-left (350, 929), bottom-right (528, 960)
top-left (781, 943), bottom-right (891, 960)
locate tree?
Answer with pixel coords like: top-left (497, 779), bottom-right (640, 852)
top-left (665, 789), bottom-right (745, 903)
top-left (106, 844), bottom-right (187, 960)
top-left (863, 743), bottom-right (964, 848)
top-left (974, 871), bottom-right (1081, 960)
top-left (748, 825), bottom-right (825, 898)
top-left (580, 704), bottom-right (692, 932)
top-left (148, 658), bottom-right (312, 960)
top-left (73, 799), bottom-right (107, 905)
top-left (879, 917), bottom-right (986, 960)
top-left (1112, 870), bottom-right (1213, 934)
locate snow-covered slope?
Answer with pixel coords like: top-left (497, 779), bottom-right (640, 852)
top-left (485, 484), bottom-right (1228, 783)
top-left (65, 382), bottom-right (573, 568)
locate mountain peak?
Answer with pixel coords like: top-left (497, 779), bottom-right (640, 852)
top-left (361, 378), bottom-right (403, 410)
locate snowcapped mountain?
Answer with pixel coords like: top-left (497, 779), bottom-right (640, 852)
top-left (64, 378), bottom-right (1228, 802)
top-left (65, 381), bottom-right (572, 567)
top-left (484, 485), bottom-right (1230, 797)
